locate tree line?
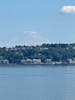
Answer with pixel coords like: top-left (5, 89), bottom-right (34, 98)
top-left (0, 43), bottom-right (75, 64)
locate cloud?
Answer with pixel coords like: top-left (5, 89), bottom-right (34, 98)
top-left (61, 6), bottom-right (75, 14)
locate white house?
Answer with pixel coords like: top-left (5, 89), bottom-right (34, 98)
top-left (32, 59), bottom-right (41, 64)
top-left (68, 59), bottom-right (75, 64)
top-left (21, 59), bottom-right (33, 64)
top-left (46, 59), bottom-right (52, 64)
top-left (0, 59), bottom-right (9, 64)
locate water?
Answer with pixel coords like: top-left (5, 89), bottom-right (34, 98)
top-left (0, 65), bottom-right (75, 100)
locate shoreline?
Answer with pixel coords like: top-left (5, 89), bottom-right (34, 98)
top-left (0, 63), bottom-right (75, 67)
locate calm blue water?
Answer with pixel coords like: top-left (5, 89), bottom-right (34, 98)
top-left (0, 65), bottom-right (75, 100)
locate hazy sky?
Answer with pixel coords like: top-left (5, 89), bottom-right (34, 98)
top-left (0, 0), bottom-right (75, 46)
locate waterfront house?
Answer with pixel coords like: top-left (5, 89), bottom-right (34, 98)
top-left (32, 59), bottom-right (41, 64)
top-left (46, 59), bottom-right (52, 64)
top-left (21, 59), bottom-right (33, 64)
top-left (0, 59), bottom-right (9, 64)
top-left (68, 59), bottom-right (75, 64)
top-left (54, 61), bottom-right (62, 65)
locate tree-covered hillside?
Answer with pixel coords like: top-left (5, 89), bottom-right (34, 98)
top-left (0, 43), bottom-right (75, 64)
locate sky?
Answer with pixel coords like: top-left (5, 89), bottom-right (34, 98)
top-left (0, 0), bottom-right (75, 47)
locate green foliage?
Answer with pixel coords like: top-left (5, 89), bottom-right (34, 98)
top-left (0, 43), bottom-right (75, 63)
